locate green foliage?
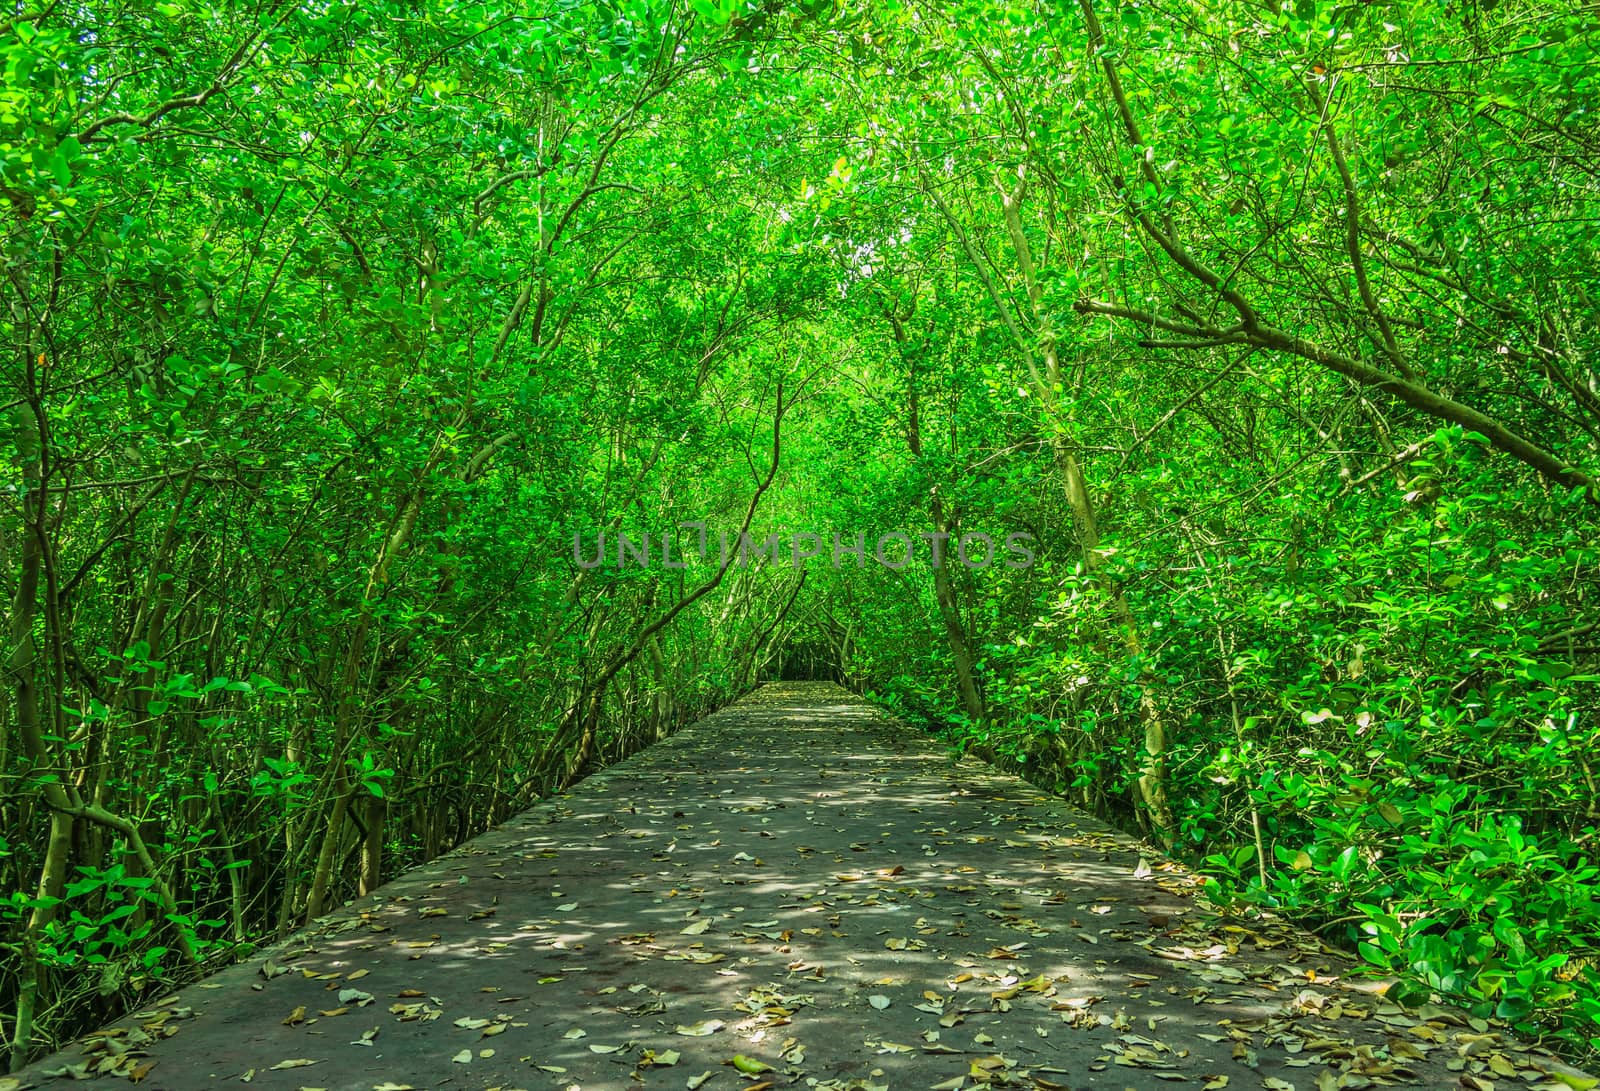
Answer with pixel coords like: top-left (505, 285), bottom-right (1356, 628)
top-left (2, 0), bottom-right (1597, 1070)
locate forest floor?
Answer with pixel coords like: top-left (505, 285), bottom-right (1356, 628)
top-left (11, 682), bottom-right (1593, 1091)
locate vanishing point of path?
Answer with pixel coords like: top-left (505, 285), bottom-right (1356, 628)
top-left (14, 683), bottom-right (1592, 1091)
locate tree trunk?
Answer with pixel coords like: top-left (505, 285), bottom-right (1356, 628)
top-left (997, 181), bottom-right (1177, 843)
top-left (359, 794), bottom-right (385, 896)
top-left (884, 306), bottom-right (988, 727)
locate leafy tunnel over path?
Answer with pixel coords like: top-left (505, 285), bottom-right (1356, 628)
top-left (12, 684), bottom-right (1597, 1090)
top-left (3, 0), bottom-right (1599, 1073)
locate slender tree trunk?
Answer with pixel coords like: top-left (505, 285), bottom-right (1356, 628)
top-left (997, 181), bottom-right (1177, 842)
top-left (928, 503), bottom-right (986, 726)
top-left (884, 306), bottom-right (988, 727)
top-left (306, 789), bottom-right (353, 919)
top-left (359, 794), bottom-right (385, 896)
top-left (6, 327), bottom-right (76, 1070)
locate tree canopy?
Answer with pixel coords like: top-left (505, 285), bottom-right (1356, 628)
top-left (3, 0), bottom-right (1597, 1070)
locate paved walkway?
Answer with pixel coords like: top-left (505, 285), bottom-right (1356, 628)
top-left (12, 683), bottom-right (1590, 1091)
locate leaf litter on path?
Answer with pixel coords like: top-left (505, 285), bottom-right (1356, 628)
top-left (11, 683), bottom-right (1597, 1091)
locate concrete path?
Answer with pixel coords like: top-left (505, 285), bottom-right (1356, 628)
top-left (11, 682), bottom-right (1590, 1091)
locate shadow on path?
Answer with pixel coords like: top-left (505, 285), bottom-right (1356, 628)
top-left (12, 683), bottom-right (1591, 1091)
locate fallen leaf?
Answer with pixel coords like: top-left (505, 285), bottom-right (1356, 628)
top-left (640, 1047), bottom-right (684, 1068)
top-left (269, 1060), bottom-right (318, 1071)
top-left (1547, 1077), bottom-right (1600, 1091)
top-left (677, 1019), bottom-right (726, 1036)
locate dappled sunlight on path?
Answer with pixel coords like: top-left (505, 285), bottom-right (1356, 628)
top-left (14, 683), bottom-right (1591, 1091)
